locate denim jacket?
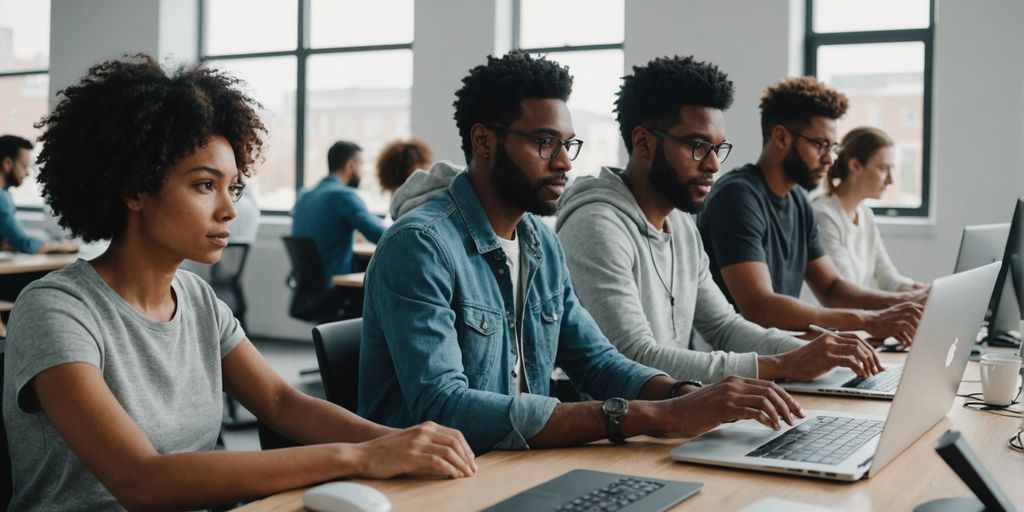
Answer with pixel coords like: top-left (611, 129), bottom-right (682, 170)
top-left (358, 172), bottom-right (664, 453)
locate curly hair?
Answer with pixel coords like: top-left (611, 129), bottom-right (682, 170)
top-left (453, 51), bottom-right (573, 164)
top-left (376, 138), bottom-right (433, 193)
top-left (614, 55), bottom-right (734, 154)
top-left (759, 76), bottom-right (848, 143)
top-left (34, 54), bottom-right (266, 242)
top-left (826, 126), bottom-right (892, 194)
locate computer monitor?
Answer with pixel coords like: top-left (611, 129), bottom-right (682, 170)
top-left (953, 223), bottom-right (1010, 273)
top-left (983, 198), bottom-right (1024, 347)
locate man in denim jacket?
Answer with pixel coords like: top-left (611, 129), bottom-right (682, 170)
top-left (359, 52), bottom-right (803, 454)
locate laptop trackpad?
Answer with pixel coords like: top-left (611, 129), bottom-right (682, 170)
top-left (680, 421), bottom-right (782, 457)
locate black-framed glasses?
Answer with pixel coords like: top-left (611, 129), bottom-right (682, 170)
top-left (645, 127), bottom-right (733, 163)
top-left (786, 127), bottom-right (840, 156)
top-left (488, 124), bottom-right (584, 161)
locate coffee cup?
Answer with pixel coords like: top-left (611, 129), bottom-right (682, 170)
top-left (980, 355), bottom-right (1022, 406)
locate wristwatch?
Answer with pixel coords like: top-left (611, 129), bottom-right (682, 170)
top-left (601, 397), bottom-right (629, 444)
top-left (669, 379), bottom-right (703, 399)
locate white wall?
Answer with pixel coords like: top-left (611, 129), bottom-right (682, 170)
top-left (37, 0), bottom-right (1024, 341)
top-left (49, 0), bottom-right (197, 102)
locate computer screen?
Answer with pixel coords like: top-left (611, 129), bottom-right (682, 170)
top-left (984, 198), bottom-right (1024, 346)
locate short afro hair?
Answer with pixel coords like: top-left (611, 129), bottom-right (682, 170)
top-left (34, 54), bottom-right (265, 242)
top-left (615, 55), bottom-right (734, 154)
top-left (453, 51), bottom-right (573, 164)
top-left (759, 76), bottom-right (848, 143)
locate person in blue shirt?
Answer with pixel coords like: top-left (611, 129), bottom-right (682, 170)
top-left (359, 52), bottom-right (804, 454)
top-left (0, 135), bottom-right (77, 254)
top-left (292, 140), bottom-right (385, 286)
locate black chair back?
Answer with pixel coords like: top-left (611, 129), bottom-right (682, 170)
top-left (210, 243), bottom-right (250, 330)
top-left (312, 319), bottom-right (362, 411)
top-left (1, 338), bottom-right (11, 510)
top-left (281, 237), bottom-right (328, 322)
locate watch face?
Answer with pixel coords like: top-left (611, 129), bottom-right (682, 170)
top-left (602, 397), bottom-right (628, 417)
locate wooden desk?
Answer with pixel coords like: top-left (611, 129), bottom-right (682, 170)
top-left (235, 357), bottom-right (1023, 511)
top-left (0, 253), bottom-right (77, 275)
top-left (331, 272), bottom-right (365, 289)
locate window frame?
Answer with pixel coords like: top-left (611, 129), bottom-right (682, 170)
top-left (804, 0), bottom-right (935, 218)
top-left (2, 14), bottom-right (50, 212)
top-left (197, 0), bottom-right (413, 215)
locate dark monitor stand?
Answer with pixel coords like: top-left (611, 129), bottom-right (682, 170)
top-left (914, 430), bottom-right (1017, 512)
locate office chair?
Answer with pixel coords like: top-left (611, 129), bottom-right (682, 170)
top-left (312, 318), bottom-right (361, 411)
top-left (209, 243), bottom-right (250, 332)
top-left (281, 237), bottom-right (360, 324)
top-left (1, 338), bottom-right (12, 510)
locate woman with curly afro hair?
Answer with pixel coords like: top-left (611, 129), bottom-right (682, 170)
top-left (2, 54), bottom-right (475, 512)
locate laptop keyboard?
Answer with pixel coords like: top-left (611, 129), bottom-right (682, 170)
top-left (842, 367), bottom-right (903, 392)
top-left (554, 477), bottom-right (664, 512)
top-left (746, 416), bottom-right (884, 465)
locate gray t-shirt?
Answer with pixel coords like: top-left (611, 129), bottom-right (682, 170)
top-left (2, 259), bottom-right (244, 512)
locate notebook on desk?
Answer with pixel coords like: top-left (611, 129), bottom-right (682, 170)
top-left (672, 263), bottom-right (1000, 481)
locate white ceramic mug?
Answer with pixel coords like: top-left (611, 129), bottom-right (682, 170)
top-left (980, 355), bottom-right (1022, 406)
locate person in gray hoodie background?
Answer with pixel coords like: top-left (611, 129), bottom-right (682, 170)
top-left (555, 55), bottom-right (884, 384)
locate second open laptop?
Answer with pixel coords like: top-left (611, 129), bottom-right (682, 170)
top-left (671, 262), bottom-right (1000, 481)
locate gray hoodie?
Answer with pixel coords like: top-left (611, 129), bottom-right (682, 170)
top-left (555, 167), bottom-right (805, 382)
top-left (390, 160), bottom-right (464, 220)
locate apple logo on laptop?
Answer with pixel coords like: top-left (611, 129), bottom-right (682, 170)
top-left (945, 337), bottom-right (959, 367)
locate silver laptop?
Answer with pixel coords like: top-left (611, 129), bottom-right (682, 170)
top-left (671, 262), bottom-right (1000, 481)
top-left (779, 361), bottom-right (905, 399)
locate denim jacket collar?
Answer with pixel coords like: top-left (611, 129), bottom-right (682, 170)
top-left (448, 172), bottom-right (543, 259)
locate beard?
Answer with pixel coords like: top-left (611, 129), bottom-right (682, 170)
top-left (782, 144), bottom-right (820, 191)
top-left (648, 142), bottom-right (710, 214)
top-left (491, 143), bottom-right (565, 216)
top-left (347, 174), bottom-right (361, 189)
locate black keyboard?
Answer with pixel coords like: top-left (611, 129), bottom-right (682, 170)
top-left (747, 416), bottom-right (884, 465)
top-left (843, 367), bottom-right (903, 392)
top-left (555, 478), bottom-right (664, 512)
top-left (482, 469), bottom-right (702, 512)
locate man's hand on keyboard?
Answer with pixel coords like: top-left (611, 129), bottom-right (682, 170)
top-left (656, 376), bottom-right (805, 436)
top-left (759, 332), bottom-right (884, 382)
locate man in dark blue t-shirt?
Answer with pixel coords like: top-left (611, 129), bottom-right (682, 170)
top-left (292, 141), bottom-right (385, 289)
top-left (697, 77), bottom-right (926, 346)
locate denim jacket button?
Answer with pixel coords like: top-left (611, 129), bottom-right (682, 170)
top-left (497, 268), bottom-right (505, 275)
top-left (481, 320), bottom-right (489, 331)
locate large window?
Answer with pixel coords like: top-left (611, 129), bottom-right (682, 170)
top-left (200, 0), bottom-right (413, 213)
top-left (0, 0), bottom-right (50, 208)
top-left (514, 0), bottom-right (624, 180)
top-left (806, 0), bottom-right (934, 218)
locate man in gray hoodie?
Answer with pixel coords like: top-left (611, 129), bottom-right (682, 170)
top-left (556, 56), bottom-right (883, 384)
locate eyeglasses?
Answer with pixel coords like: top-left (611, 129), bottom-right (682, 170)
top-left (645, 127), bottom-right (733, 163)
top-left (488, 125), bottom-right (584, 161)
top-left (786, 127), bottom-right (839, 156)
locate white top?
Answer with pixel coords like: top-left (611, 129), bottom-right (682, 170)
top-left (812, 194), bottom-right (912, 292)
top-left (496, 234), bottom-right (527, 393)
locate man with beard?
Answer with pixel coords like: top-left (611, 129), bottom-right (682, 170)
top-left (292, 140), bottom-right (385, 288)
top-left (696, 78), bottom-right (925, 344)
top-left (0, 135), bottom-right (77, 254)
top-left (360, 52), bottom-right (804, 453)
top-left (556, 56), bottom-right (882, 385)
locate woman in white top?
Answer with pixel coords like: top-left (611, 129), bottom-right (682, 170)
top-left (3, 55), bottom-right (475, 512)
top-left (813, 126), bottom-right (926, 292)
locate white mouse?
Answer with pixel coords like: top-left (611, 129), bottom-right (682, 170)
top-left (302, 481), bottom-right (392, 512)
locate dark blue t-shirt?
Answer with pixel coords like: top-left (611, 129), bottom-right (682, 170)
top-left (292, 175), bottom-right (385, 288)
top-left (697, 164), bottom-right (825, 304)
